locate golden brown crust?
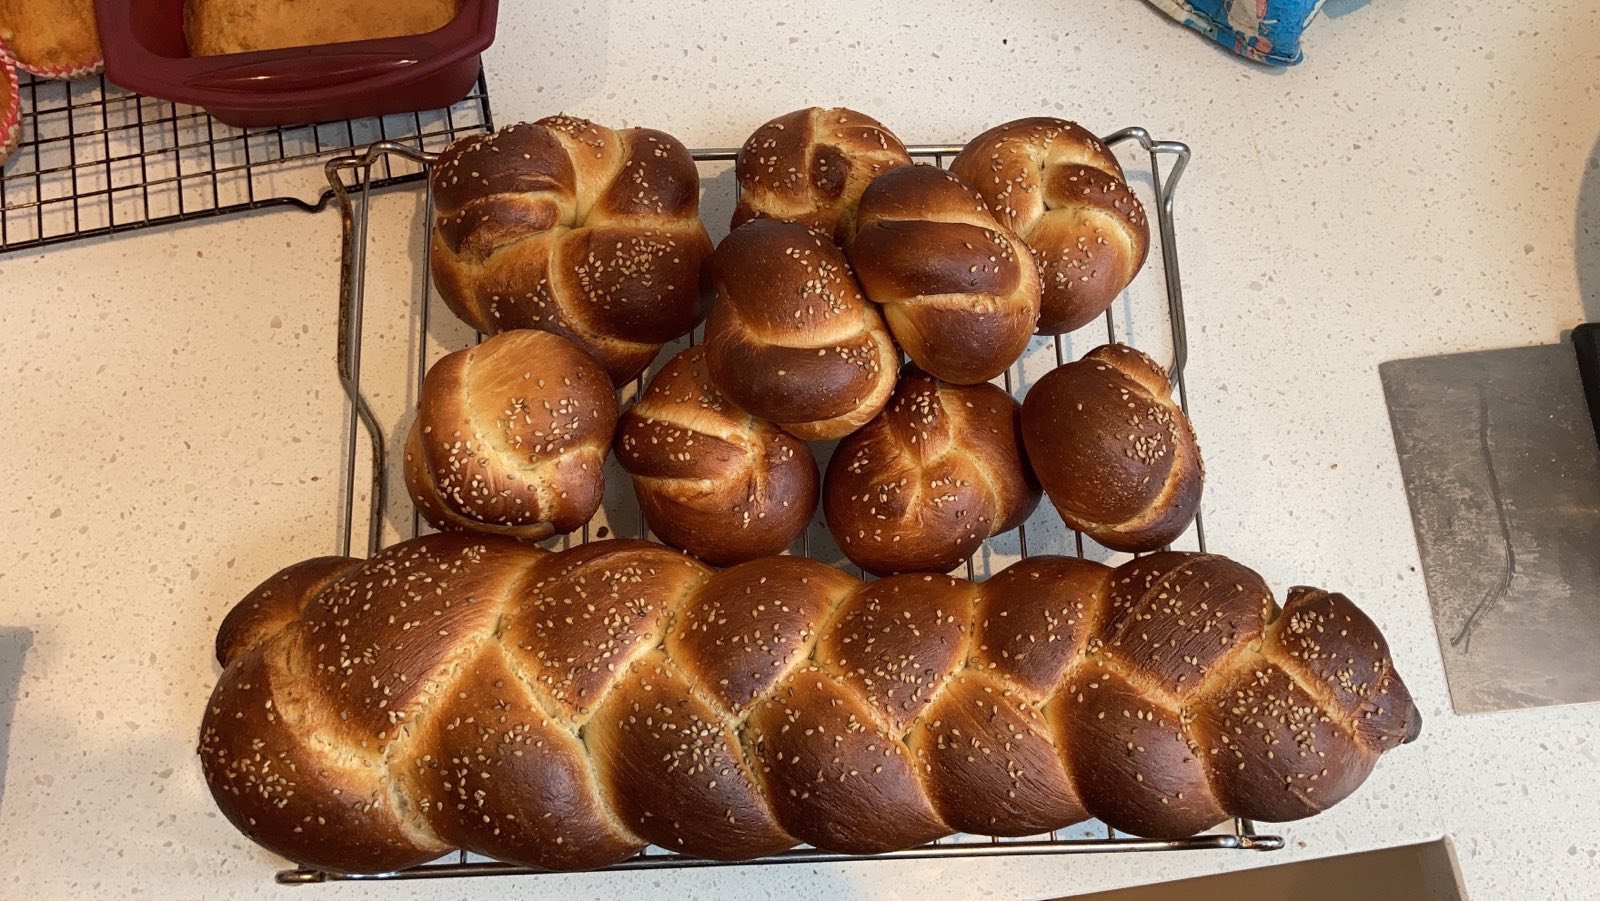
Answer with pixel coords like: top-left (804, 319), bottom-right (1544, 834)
top-left (403, 330), bottom-right (617, 541)
top-left (1020, 344), bottom-right (1203, 551)
top-left (847, 165), bottom-right (1041, 384)
top-left (732, 107), bottom-right (912, 243)
top-left (616, 347), bottom-right (818, 564)
top-left (823, 366), bottom-right (1039, 575)
top-left (429, 119), bottom-right (713, 384)
top-left (950, 118), bottom-right (1149, 335)
top-left (183, 0), bottom-right (459, 56)
top-left (0, 0), bottom-right (100, 73)
top-left (200, 537), bottom-right (1420, 873)
top-left (214, 556), bottom-right (360, 666)
top-left (704, 219), bottom-right (899, 440)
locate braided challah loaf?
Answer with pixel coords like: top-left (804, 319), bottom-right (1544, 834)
top-left (1022, 344), bottom-right (1203, 552)
top-left (429, 118), bottom-right (714, 384)
top-left (403, 330), bottom-right (617, 541)
top-left (732, 107), bottom-right (912, 243)
top-left (200, 534), bottom-right (1420, 874)
top-left (950, 118), bottom-right (1149, 335)
top-left (847, 164), bottom-right (1042, 384)
top-left (824, 366), bottom-right (1038, 575)
top-left (617, 346), bottom-right (819, 564)
top-left (704, 218), bottom-right (899, 441)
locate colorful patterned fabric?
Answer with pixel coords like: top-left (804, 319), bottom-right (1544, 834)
top-left (1145, 0), bottom-right (1326, 66)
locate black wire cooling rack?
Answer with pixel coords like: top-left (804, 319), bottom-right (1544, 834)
top-left (0, 70), bottom-right (495, 254)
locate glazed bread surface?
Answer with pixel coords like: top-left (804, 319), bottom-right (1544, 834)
top-left (403, 329), bottom-right (617, 541)
top-left (616, 346), bottom-right (818, 564)
top-left (429, 118), bottom-right (713, 384)
top-left (199, 534), bottom-right (1421, 874)
top-left (950, 118), bottom-right (1148, 335)
top-left (1021, 343), bottom-right (1202, 551)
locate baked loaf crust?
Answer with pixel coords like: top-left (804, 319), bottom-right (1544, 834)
top-left (950, 118), bottom-right (1148, 335)
top-left (1021, 344), bottom-right (1202, 551)
top-left (429, 118), bottom-right (713, 384)
top-left (403, 330), bottom-right (617, 541)
top-left (0, 0), bottom-right (101, 74)
top-left (617, 346), bottom-right (818, 564)
top-left (824, 366), bottom-right (1038, 575)
top-left (704, 218), bottom-right (899, 441)
top-left (732, 106), bottom-right (912, 243)
top-left (847, 165), bottom-right (1041, 384)
top-left (199, 534), bottom-right (1421, 873)
top-left (184, 0), bottom-right (459, 56)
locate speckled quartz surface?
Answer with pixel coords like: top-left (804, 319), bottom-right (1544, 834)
top-left (2, 2), bottom-right (1599, 898)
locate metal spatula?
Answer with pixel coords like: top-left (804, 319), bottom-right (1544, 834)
top-left (1380, 325), bottom-right (1600, 715)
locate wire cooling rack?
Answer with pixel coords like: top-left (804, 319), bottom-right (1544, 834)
top-left (0, 71), bottom-right (493, 254)
top-left (276, 130), bottom-right (1285, 885)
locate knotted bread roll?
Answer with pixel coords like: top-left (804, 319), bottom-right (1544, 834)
top-left (617, 346), bottom-right (818, 564)
top-left (429, 118), bottom-right (713, 384)
top-left (1021, 343), bottom-right (1202, 551)
top-left (824, 366), bottom-right (1039, 575)
top-left (704, 218), bottom-right (899, 441)
top-left (732, 106), bottom-right (912, 243)
top-left (847, 164), bottom-right (1041, 384)
top-left (950, 118), bottom-right (1149, 335)
top-left (200, 534), bottom-right (1421, 874)
top-left (403, 330), bottom-right (616, 541)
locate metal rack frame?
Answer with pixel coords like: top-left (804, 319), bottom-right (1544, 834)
top-left (282, 130), bottom-right (1284, 885)
top-left (0, 71), bottom-right (494, 254)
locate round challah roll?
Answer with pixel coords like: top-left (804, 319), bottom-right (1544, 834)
top-left (200, 534), bottom-right (1420, 874)
top-left (403, 330), bottom-right (617, 541)
top-left (704, 218), bottom-right (899, 441)
top-left (949, 118), bottom-right (1149, 335)
top-left (847, 164), bottom-right (1041, 385)
top-left (617, 346), bottom-right (818, 564)
top-left (1020, 344), bottom-right (1202, 552)
top-left (824, 366), bottom-right (1039, 575)
top-left (732, 106), bottom-right (912, 243)
top-left (429, 117), bottom-right (714, 384)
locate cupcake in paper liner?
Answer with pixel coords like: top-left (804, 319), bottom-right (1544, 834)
top-left (1, 41), bottom-right (19, 168)
top-left (0, 0), bottom-right (104, 79)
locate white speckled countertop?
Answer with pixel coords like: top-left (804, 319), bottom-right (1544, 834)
top-left (2, 2), bottom-right (1599, 898)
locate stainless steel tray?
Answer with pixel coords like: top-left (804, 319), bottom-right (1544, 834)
top-left (277, 129), bottom-right (1282, 885)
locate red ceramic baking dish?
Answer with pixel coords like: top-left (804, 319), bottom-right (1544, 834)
top-left (95, 0), bottom-right (498, 128)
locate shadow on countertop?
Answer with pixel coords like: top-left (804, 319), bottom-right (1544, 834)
top-left (0, 626), bottom-right (34, 817)
top-left (1580, 132), bottom-right (1599, 323)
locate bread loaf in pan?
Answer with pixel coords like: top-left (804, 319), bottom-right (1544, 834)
top-left (199, 534), bottom-right (1420, 874)
top-left (429, 118), bottom-right (713, 385)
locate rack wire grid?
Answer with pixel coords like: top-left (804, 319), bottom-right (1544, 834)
top-left (0, 70), bottom-right (494, 254)
top-left (279, 129), bottom-right (1285, 885)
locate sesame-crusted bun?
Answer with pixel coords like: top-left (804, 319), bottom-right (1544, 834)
top-left (847, 164), bottom-right (1042, 385)
top-left (428, 118), bottom-right (714, 385)
top-left (403, 329), bottom-right (617, 541)
top-left (732, 106), bottom-right (912, 244)
top-left (950, 118), bottom-right (1149, 335)
top-left (703, 218), bottom-right (899, 442)
top-left (1020, 344), bottom-right (1203, 552)
top-left (616, 346), bottom-right (818, 564)
top-left (199, 535), bottom-right (1420, 873)
top-left (823, 365), bottom-right (1039, 575)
